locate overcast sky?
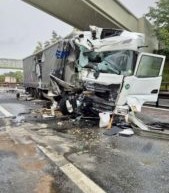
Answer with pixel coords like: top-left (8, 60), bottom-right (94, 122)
top-left (119, 0), bottom-right (157, 17)
top-left (0, 0), bottom-right (157, 59)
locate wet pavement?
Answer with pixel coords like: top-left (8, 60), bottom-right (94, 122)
top-left (0, 93), bottom-right (81, 193)
top-left (1, 92), bottom-right (169, 193)
top-left (0, 131), bottom-right (57, 193)
top-left (66, 134), bottom-right (169, 193)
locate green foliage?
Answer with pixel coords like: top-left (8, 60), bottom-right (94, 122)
top-left (33, 41), bottom-right (43, 54)
top-left (146, 0), bottom-right (169, 49)
top-left (154, 48), bottom-right (169, 61)
top-left (50, 30), bottom-right (62, 44)
top-left (0, 75), bottom-right (5, 83)
top-left (44, 41), bottom-right (50, 48)
top-left (15, 71), bottom-right (23, 83)
top-left (33, 31), bottom-right (62, 53)
top-left (162, 67), bottom-right (169, 81)
top-left (0, 71), bottom-right (23, 83)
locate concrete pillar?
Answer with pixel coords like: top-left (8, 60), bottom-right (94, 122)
top-left (137, 17), bottom-right (158, 53)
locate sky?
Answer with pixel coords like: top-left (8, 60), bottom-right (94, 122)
top-left (119, 0), bottom-right (157, 18)
top-left (0, 0), bottom-right (157, 59)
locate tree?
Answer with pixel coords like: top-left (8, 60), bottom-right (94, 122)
top-left (33, 30), bottom-right (62, 53)
top-left (0, 75), bottom-right (5, 83)
top-left (50, 30), bottom-right (61, 44)
top-left (33, 41), bottom-right (43, 54)
top-left (146, 0), bottom-right (169, 49)
top-left (15, 71), bottom-right (23, 83)
top-left (0, 71), bottom-right (23, 83)
top-left (44, 41), bottom-right (50, 48)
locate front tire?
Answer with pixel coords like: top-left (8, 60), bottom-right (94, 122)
top-left (59, 97), bottom-right (70, 115)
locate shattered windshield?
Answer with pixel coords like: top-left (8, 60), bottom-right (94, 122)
top-left (98, 50), bottom-right (135, 75)
top-left (81, 50), bottom-right (136, 75)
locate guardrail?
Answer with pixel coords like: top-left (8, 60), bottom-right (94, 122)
top-left (155, 82), bottom-right (169, 107)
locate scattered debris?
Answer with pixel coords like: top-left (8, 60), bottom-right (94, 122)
top-left (119, 128), bottom-right (134, 137)
top-left (13, 115), bottom-right (25, 125)
top-left (42, 114), bottom-right (55, 119)
top-left (26, 97), bottom-right (34, 101)
top-left (51, 101), bottom-right (58, 116)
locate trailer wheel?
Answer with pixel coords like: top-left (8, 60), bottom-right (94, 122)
top-left (59, 97), bottom-right (71, 115)
top-left (37, 89), bottom-right (43, 99)
top-left (30, 88), bottom-right (34, 97)
top-left (34, 89), bottom-right (39, 99)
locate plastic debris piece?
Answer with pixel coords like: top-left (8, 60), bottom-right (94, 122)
top-left (99, 112), bottom-right (110, 128)
top-left (119, 128), bottom-right (134, 136)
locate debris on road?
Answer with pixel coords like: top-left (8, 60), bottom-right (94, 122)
top-left (119, 128), bottom-right (134, 136)
top-left (99, 112), bottom-right (110, 128)
top-left (42, 114), bottom-right (55, 119)
top-left (26, 96), bottom-right (34, 101)
top-left (13, 115), bottom-right (25, 125)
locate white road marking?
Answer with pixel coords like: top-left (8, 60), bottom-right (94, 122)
top-left (61, 163), bottom-right (106, 193)
top-left (143, 106), bottom-right (169, 112)
top-left (38, 145), bottom-right (106, 193)
top-left (0, 105), bottom-right (13, 117)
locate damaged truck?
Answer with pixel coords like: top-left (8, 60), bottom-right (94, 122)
top-left (23, 26), bottom-right (165, 129)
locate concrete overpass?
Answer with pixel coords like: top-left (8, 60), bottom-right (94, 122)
top-left (22, 0), bottom-right (158, 52)
top-left (0, 59), bottom-right (23, 70)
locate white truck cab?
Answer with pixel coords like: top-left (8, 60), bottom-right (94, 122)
top-left (72, 26), bottom-right (165, 115)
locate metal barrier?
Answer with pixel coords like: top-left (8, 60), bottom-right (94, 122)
top-left (155, 82), bottom-right (169, 107)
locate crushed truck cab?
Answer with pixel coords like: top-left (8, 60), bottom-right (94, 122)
top-left (52, 26), bottom-right (165, 116)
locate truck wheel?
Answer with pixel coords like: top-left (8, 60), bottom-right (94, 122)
top-left (59, 98), bottom-right (70, 115)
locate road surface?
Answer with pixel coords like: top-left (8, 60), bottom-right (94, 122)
top-left (1, 92), bottom-right (169, 193)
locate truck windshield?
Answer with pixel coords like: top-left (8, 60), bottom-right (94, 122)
top-left (98, 50), bottom-right (136, 75)
top-left (82, 50), bottom-right (136, 75)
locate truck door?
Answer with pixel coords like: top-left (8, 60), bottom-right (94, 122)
top-left (116, 53), bottom-right (166, 111)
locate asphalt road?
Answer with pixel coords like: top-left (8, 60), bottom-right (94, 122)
top-left (0, 93), bottom-right (83, 193)
top-left (0, 92), bottom-right (34, 117)
top-left (1, 92), bottom-right (169, 193)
